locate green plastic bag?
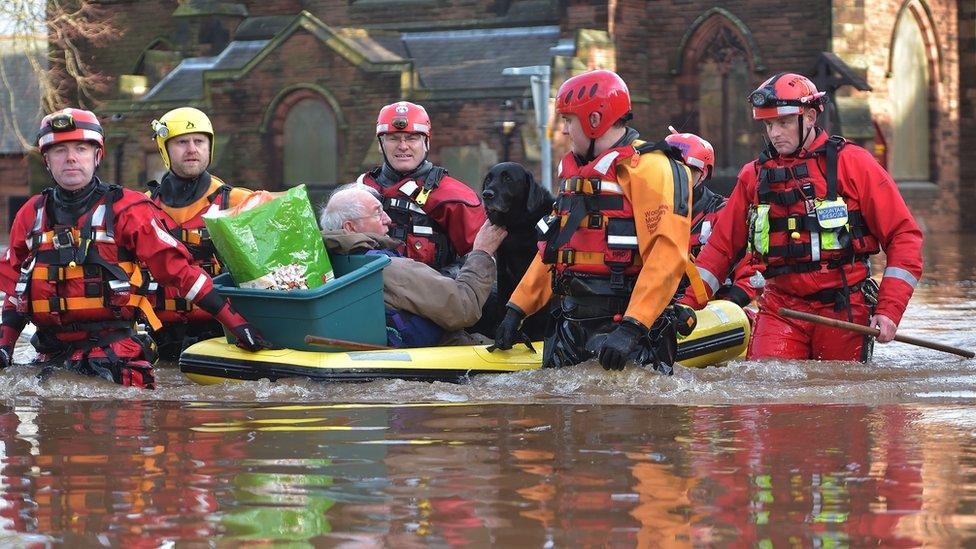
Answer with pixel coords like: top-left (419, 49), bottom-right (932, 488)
top-left (204, 184), bottom-right (333, 290)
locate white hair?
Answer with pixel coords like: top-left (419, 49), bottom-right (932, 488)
top-left (319, 182), bottom-right (382, 230)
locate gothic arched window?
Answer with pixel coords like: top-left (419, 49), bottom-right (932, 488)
top-left (675, 10), bottom-right (763, 192)
top-left (282, 97), bottom-right (338, 187)
top-left (889, 12), bottom-right (931, 182)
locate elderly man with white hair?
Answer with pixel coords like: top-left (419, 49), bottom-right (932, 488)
top-left (320, 184), bottom-right (506, 347)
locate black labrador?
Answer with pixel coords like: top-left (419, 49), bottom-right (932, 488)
top-left (472, 162), bottom-right (554, 341)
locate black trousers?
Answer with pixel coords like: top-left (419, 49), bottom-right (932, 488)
top-left (542, 295), bottom-right (678, 374)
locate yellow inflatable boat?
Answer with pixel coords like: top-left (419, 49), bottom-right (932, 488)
top-left (180, 300), bottom-right (749, 385)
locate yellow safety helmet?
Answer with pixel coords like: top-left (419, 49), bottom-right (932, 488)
top-left (150, 107), bottom-right (215, 170)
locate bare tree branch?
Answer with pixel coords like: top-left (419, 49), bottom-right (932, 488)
top-left (1, 0), bottom-right (120, 149)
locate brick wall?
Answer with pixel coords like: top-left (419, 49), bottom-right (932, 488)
top-left (71, 0), bottom-right (971, 230)
top-left (212, 30), bottom-right (403, 187)
top-left (558, 0), bottom-right (609, 35)
top-left (0, 155), bottom-right (31, 232)
top-left (88, 0), bottom-right (182, 102)
top-left (602, 0), bottom-right (961, 232)
top-left (959, 2), bottom-right (976, 227)
top-left (833, 0), bottom-right (959, 232)
top-left (610, 1), bottom-right (831, 144)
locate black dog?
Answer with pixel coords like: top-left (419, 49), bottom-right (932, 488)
top-left (474, 162), bottom-right (554, 341)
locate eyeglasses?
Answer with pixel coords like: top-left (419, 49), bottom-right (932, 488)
top-left (349, 210), bottom-right (385, 222)
top-left (380, 133), bottom-right (424, 145)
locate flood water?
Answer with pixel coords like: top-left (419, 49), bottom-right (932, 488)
top-left (0, 233), bottom-right (973, 546)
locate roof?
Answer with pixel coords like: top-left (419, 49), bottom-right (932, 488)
top-left (171, 0), bottom-right (248, 18)
top-left (402, 26), bottom-right (559, 90)
top-left (0, 41), bottom-right (44, 154)
top-left (139, 12), bottom-right (408, 103)
top-left (234, 15), bottom-right (294, 40)
top-left (811, 51), bottom-right (872, 93)
top-left (140, 39), bottom-right (269, 102)
top-left (139, 14), bottom-right (559, 104)
top-left (336, 28), bottom-right (405, 64)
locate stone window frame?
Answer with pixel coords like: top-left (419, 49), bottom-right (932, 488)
top-left (260, 84), bottom-right (348, 192)
top-left (670, 8), bottom-right (764, 192)
top-left (884, 0), bottom-right (944, 190)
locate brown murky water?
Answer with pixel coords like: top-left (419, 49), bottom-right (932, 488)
top-left (0, 233), bottom-right (973, 545)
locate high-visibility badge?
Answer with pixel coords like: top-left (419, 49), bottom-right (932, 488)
top-left (748, 204), bottom-right (770, 254)
top-left (814, 198), bottom-right (848, 229)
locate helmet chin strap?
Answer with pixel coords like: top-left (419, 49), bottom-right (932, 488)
top-left (584, 138), bottom-right (596, 163)
top-left (788, 114), bottom-right (815, 156)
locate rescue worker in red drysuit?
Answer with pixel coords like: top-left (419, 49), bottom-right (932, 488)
top-left (493, 70), bottom-right (694, 373)
top-left (665, 127), bottom-right (762, 310)
top-left (683, 73), bottom-right (923, 361)
top-left (145, 107), bottom-right (253, 360)
top-left (0, 108), bottom-right (269, 388)
top-left (357, 101), bottom-right (486, 275)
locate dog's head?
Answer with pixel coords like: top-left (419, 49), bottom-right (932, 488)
top-left (481, 162), bottom-right (553, 228)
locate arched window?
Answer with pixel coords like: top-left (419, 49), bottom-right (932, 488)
top-left (675, 11), bottom-right (762, 193)
top-left (698, 52), bottom-right (755, 183)
top-left (889, 13), bottom-right (930, 182)
top-left (282, 98), bottom-right (338, 187)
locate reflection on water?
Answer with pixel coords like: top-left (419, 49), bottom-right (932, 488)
top-left (0, 233), bottom-right (973, 544)
top-left (2, 402), bottom-right (976, 545)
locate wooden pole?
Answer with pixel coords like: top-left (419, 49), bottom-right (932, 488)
top-left (779, 307), bottom-right (974, 358)
top-left (304, 335), bottom-right (392, 351)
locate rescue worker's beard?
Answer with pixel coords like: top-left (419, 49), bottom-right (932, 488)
top-left (158, 170), bottom-right (212, 208)
top-left (51, 177), bottom-right (105, 226)
top-left (377, 136), bottom-right (430, 179)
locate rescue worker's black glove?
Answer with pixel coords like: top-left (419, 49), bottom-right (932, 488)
top-left (226, 319), bottom-right (271, 352)
top-left (0, 347), bottom-right (11, 369)
top-left (598, 318), bottom-right (647, 371)
top-left (723, 286), bottom-right (752, 308)
top-left (492, 305), bottom-right (525, 351)
top-left (197, 289), bottom-right (273, 352)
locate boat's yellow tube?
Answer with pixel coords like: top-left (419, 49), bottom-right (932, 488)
top-left (180, 300), bottom-right (749, 385)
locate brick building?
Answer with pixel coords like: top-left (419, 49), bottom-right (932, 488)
top-left (25, 0), bottom-right (976, 230)
top-left (0, 37), bottom-right (44, 232)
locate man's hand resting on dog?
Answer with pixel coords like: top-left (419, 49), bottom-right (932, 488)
top-left (472, 221), bottom-right (508, 257)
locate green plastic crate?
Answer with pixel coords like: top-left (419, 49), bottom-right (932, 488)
top-left (213, 254), bottom-right (391, 351)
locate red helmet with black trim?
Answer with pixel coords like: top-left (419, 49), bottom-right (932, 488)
top-left (556, 69), bottom-right (631, 139)
top-left (665, 126), bottom-right (714, 180)
top-left (748, 73), bottom-right (826, 120)
top-left (37, 108), bottom-right (104, 161)
top-left (376, 101), bottom-right (431, 138)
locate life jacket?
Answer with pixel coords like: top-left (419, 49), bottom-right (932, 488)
top-left (11, 185), bottom-right (162, 341)
top-left (746, 136), bottom-right (879, 279)
top-left (358, 166), bottom-right (459, 270)
top-left (538, 141), bottom-right (688, 296)
top-left (362, 249), bottom-right (444, 348)
top-left (689, 185), bottom-right (726, 258)
top-left (146, 175), bottom-right (234, 321)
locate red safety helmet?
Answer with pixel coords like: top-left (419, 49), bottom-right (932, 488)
top-left (376, 101), bottom-right (431, 138)
top-left (748, 73), bottom-right (826, 120)
top-left (556, 69), bottom-right (631, 139)
top-left (665, 126), bottom-right (714, 179)
top-left (37, 108), bottom-right (104, 162)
